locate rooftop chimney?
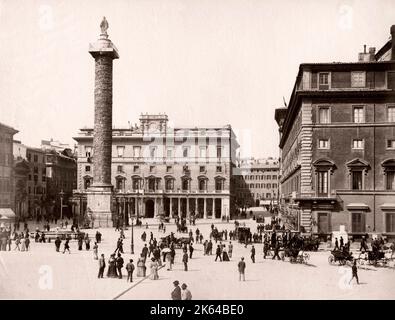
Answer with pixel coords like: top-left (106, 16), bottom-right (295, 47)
top-left (363, 44), bottom-right (366, 54)
top-left (391, 25), bottom-right (395, 60)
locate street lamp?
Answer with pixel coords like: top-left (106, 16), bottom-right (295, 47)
top-left (130, 213), bottom-right (136, 254)
top-left (59, 190), bottom-right (65, 221)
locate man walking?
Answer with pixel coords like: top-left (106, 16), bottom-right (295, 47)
top-left (183, 251), bottom-right (189, 271)
top-left (171, 280), bottom-right (182, 300)
top-left (228, 241), bottom-right (233, 259)
top-left (189, 243), bottom-right (194, 259)
top-left (215, 245), bottom-right (222, 262)
top-left (349, 260), bottom-right (359, 285)
top-left (63, 239), bottom-right (71, 254)
top-left (238, 257), bottom-right (246, 281)
top-left (98, 254), bottom-right (106, 278)
top-left (251, 245), bottom-right (256, 263)
top-left (55, 237), bottom-right (61, 252)
top-left (142, 244), bottom-right (149, 262)
top-left (334, 237), bottom-right (339, 250)
top-left (126, 259), bottom-right (135, 282)
top-left (272, 241), bottom-right (281, 260)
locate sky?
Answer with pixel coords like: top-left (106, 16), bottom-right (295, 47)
top-left (0, 0), bottom-right (394, 158)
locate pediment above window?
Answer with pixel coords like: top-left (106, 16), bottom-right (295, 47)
top-left (313, 158), bottom-right (336, 173)
top-left (346, 158), bottom-right (370, 168)
top-left (381, 159), bottom-right (395, 168)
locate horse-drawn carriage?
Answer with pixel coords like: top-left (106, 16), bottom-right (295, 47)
top-left (235, 226), bottom-right (251, 244)
top-left (358, 249), bottom-right (392, 267)
top-left (328, 249), bottom-right (354, 266)
top-left (281, 246), bottom-right (310, 264)
top-left (159, 234), bottom-right (191, 249)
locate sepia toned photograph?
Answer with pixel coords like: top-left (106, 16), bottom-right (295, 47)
top-left (1, 0), bottom-right (395, 304)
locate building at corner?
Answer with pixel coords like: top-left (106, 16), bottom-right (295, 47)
top-left (275, 25), bottom-right (395, 240)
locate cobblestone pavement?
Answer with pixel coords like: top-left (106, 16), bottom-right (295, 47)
top-left (1, 219), bottom-right (394, 300)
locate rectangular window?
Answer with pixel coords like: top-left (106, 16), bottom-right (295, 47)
top-left (319, 139), bottom-right (329, 149)
top-left (33, 155), bottom-right (38, 162)
top-left (149, 166), bottom-right (155, 173)
top-left (352, 139), bottom-right (364, 149)
top-left (352, 212), bottom-right (365, 233)
top-left (352, 171), bottom-right (363, 190)
top-left (166, 148), bottom-right (173, 158)
top-left (133, 165), bottom-right (139, 173)
top-left (133, 146), bottom-right (141, 158)
top-left (353, 106), bottom-right (364, 123)
top-left (199, 146), bottom-right (207, 158)
top-left (183, 147), bottom-right (189, 158)
top-left (387, 140), bottom-right (395, 149)
top-left (351, 71), bottom-right (366, 88)
top-left (85, 165), bottom-right (91, 172)
top-left (117, 146), bottom-right (125, 157)
top-left (317, 171), bottom-right (328, 196)
top-left (318, 107), bottom-right (330, 124)
top-left (386, 213), bottom-right (395, 233)
top-left (166, 166), bottom-right (172, 173)
top-left (318, 72), bottom-right (330, 90)
top-left (216, 166), bottom-right (222, 173)
top-left (388, 106), bottom-right (395, 122)
top-left (150, 147), bottom-right (156, 158)
top-left (217, 146), bottom-right (222, 158)
top-left (117, 165), bottom-right (123, 173)
top-left (200, 166), bottom-right (206, 173)
top-left (85, 146), bottom-right (92, 157)
top-left (386, 171), bottom-right (395, 190)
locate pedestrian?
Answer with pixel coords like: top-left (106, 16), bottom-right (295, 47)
top-left (25, 236), bottom-right (30, 251)
top-left (78, 237), bottom-right (83, 251)
top-left (189, 243), bottom-right (194, 259)
top-left (215, 245), bottom-right (222, 262)
top-left (149, 257), bottom-right (159, 280)
top-left (238, 257), bottom-right (246, 281)
top-left (349, 260), bottom-right (359, 285)
top-left (183, 251), bottom-right (188, 271)
top-left (170, 247), bottom-right (176, 268)
top-left (164, 251), bottom-right (172, 270)
top-left (107, 253), bottom-right (118, 278)
top-left (340, 236), bottom-right (344, 249)
top-left (126, 259), bottom-right (135, 282)
top-left (116, 253), bottom-right (124, 279)
top-left (85, 235), bottom-right (91, 250)
top-left (199, 234), bottom-right (203, 243)
top-left (146, 222), bottom-right (149, 229)
top-left (208, 240), bottom-right (213, 255)
top-left (20, 237), bottom-right (26, 251)
top-left (93, 242), bottom-right (98, 260)
top-left (181, 283), bottom-right (192, 300)
top-left (63, 239), bottom-right (71, 254)
top-left (251, 245), bottom-right (256, 263)
top-left (171, 280), bottom-right (181, 300)
top-left (142, 244), bottom-right (148, 262)
top-left (98, 254), bottom-right (106, 278)
top-left (228, 241), bottom-right (233, 259)
top-left (334, 237), bottom-right (339, 250)
top-left (272, 242), bottom-right (281, 260)
top-left (137, 254), bottom-right (147, 277)
top-left (263, 240), bottom-right (270, 259)
top-left (14, 236), bottom-right (20, 251)
top-left (55, 237), bottom-right (61, 252)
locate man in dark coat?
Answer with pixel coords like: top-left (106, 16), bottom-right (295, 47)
top-left (126, 259), bottom-right (134, 282)
top-left (189, 243), bottom-right (194, 259)
top-left (171, 280), bottom-right (182, 300)
top-left (98, 254), bottom-right (106, 278)
top-left (55, 237), bottom-right (61, 252)
top-left (340, 236), bottom-right (344, 249)
top-left (349, 260), bottom-right (359, 285)
top-left (272, 242), bottom-right (281, 260)
top-left (215, 245), bottom-right (222, 261)
top-left (116, 253), bottom-right (124, 279)
top-left (238, 257), bottom-right (246, 281)
top-left (251, 245), bottom-right (256, 263)
top-left (183, 252), bottom-right (188, 271)
top-left (335, 238), bottom-right (339, 250)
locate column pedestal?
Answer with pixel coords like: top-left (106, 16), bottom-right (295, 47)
top-left (87, 185), bottom-right (113, 228)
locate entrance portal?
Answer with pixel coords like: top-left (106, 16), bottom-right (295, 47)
top-left (145, 199), bottom-right (155, 218)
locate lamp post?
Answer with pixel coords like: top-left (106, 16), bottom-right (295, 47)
top-left (59, 190), bottom-right (65, 221)
top-left (130, 213), bottom-right (135, 254)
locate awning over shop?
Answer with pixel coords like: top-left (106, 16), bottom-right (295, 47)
top-left (259, 200), bottom-right (272, 206)
top-left (380, 203), bottom-right (395, 210)
top-left (0, 208), bottom-right (15, 219)
top-left (346, 203), bottom-right (369, 210)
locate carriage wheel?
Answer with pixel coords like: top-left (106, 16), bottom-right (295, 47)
top-left (328, 255), bottom-right (335, 265)
top-left (339, 259), bottom-right (346, 266)
top-left (280, 253), bottom-right (285, 261)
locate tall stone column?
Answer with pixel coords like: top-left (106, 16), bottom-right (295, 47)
top-left (213, 198), bottom-right (216, 219)
top-left (177, 198), bottom-right (181, 218)
top-left (169, 198), bottom-right (173, 217)
top-left (86, 17), bottom-right (119, 228)
top-left (203, 198), bottom-right (207, 219)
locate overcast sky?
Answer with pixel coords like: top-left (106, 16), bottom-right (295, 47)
top-left (1, 0), bottom-right (394, 158)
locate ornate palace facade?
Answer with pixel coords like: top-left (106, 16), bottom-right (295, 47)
top-left (72, 114), bottom-right (239, 223)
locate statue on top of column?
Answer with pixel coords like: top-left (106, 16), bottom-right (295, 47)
top-left (100, 16), bottom-right (109, 35)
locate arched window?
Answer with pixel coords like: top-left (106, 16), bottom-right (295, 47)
top-left (346, 158), bottom-right (370, 190)
top-left (165, 177), bottom-right (174, 191)
top-left (181, 178), bottom-right (190, 191)
top-left (83, 176), bottom-right (93, 189)
top-left (382, 159), bottom-right (395, 190)
top-left (215, 177), bottom-right (225, 191)
top-left (115, 176), bottom-right (125, 191)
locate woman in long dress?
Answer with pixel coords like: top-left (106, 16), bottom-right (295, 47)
top-left (222, 247), bottom-right (230, 261)
top-left (149, 258), bottom-right (159, 280)
top-left (137, 255), bottom-right (146, 277)
top-left (165, 251), bottom-right (172, 270)
top-left (107, 254), bottom-right (118, 278)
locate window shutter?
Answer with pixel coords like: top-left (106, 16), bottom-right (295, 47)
top-left (311, 73), bottom-right (317, 89)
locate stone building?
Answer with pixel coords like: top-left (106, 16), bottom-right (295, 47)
top-left (0, 122), bottom-right (18, 224)
top-left (275, 25), bottom-right (395, 240)
top-left (72, 114), bottom-right (239, 223)
top-left (13, 141), bottom-right (47, 219)
top-left (234, 158), bottom-right (279, 209)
